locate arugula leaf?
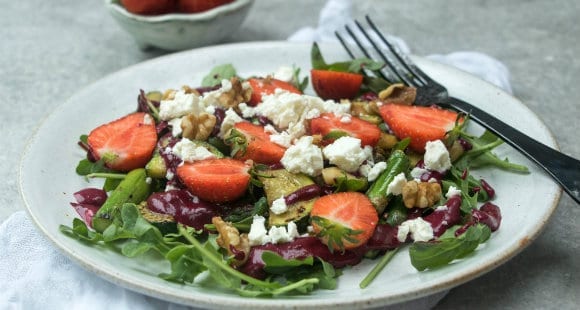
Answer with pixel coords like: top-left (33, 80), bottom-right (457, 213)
top-left (262, 251), bottom-right (314, 274)
top-left (76, 158), bottom-right (110, 176)
top-left (311, 42), bottom-right (383, 73)
top-left (160, 245), bottom-right (204, 283)
top-left (455, 130), bottom-right (529, 173)
top-left (290, 65), bottom-right (309, 92)
top-left (409, 224), bottom-right (491, 271)
top-left (201, 64), bottom-right (237, 87)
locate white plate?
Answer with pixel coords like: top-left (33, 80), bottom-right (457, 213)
top-left (19, 41), bottom-right (561, 309)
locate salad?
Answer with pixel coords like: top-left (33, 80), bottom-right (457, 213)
top-left (61, 43), bottom-right (529, 296)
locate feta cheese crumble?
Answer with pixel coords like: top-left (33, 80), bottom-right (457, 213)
top-left (397, 217), bottom-right (434, 243)
top-left (171, 138), bottom-right (215, 162)
top-left (386, 172), bottom-right (407, 196)
top-left (281, 136), bottom-right (324, 176)
top-left (168, 117), bottom-right (183, 137)
top-left (248, 215), bottom-right (300, 246)
top-left (423, 140), bottom-right (452, 173)
top-left (159, 90), bottom-right (202, 121)
top-left (323, 136), bottom-right (371, 173)
top-left (270, 196), bottom-right (288, 215)
top-left (362, 161), bottom-right (388, 182)
top-left (218, 108), bottom-right (244, 138)
top-left (273, 66), bottom-right (295, 82)
top-left (446, 185), bottom-right (462, 198)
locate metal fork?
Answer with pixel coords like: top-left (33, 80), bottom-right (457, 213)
top-left (337, 15), bottom-right (580, 204)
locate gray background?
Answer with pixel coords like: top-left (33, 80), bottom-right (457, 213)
top-left (1, 0), bottom-right (578, 309)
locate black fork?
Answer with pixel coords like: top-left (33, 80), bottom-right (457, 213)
top-left (337, 15), bottom-right (580, 204)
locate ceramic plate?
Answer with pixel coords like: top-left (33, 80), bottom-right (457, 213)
top-left (19, 42), bottom-right (561, 309)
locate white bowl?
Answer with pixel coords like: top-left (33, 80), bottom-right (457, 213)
top-left (105, 0), bottom-right (254, 51)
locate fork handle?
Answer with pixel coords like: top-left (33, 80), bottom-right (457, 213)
top-left (443, 96), bottom-right (580, 204)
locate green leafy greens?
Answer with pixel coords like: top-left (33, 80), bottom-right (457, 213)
top-left (60, 203), bottom-right (337, 296)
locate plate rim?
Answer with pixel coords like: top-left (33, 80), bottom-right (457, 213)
top-left (18, 40), bottom-right (562, 309)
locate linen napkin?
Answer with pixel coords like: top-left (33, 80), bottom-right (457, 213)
top-left (0, 1), bottom-right (512, 309)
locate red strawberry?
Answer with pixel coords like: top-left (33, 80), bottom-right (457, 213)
top-left (226, 122), bottom-right (287, 165)
top-left (120, 0), bottom-right (177, 15)
top-left (311, 69), bottom-right (363, 101)
top-left (379, 104), bottom-right (462, 153)
top-left (176, 158), bottom-right (251, 203)
top-left (87, 112), bottom-right (157, 172)
top-left (177, 0), bottom-right (234, 13)
top-left (310, 192), bottom-right (378, 251)
top-left (247, 77), bottom-right (302, 106)
top-left (309, 112), bottom-right (381, 147)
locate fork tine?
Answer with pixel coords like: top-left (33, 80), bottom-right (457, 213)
top-left (365, 15), bottom-right (430, 86)
top-left (336, 32), bottom-right (393, 83)
top-left (349, 20), bottom-right (412, 85)
top-left (335, 31), bottom-right (356, 60)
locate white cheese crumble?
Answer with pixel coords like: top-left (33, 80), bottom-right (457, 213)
top-left (281, 136), bottom-right (324, 176)
top-left (410, 167), bottom-right (428, 181)
top-left (270, 196), bottom-right (288, 215)
top-left (200, 79), bottom-right (237, 108)
top-left (273, 66), bottom-right (295, 82)
top-left (168, 117), bottom-right (183, 137)
top-left (143, 114), bottom-right (154, 125)
top-left (171, 138), bottom-right (215, 162)
top-left (446, 185), bottom-right (462, 198)
top-left (424, 140), bottom-right (452, 173)
top-left (218, 108), bottom-right (244, 138)
top-left (386, 172), bottom-right (407, 196)
top-left (239, 90), bottom-right (349, 145)
top-left (248, 216), bottom-right (270, 246)
top-left (363, 161), bottom-right (388, 182)
top-left (159, 90), bottom-right (202, 121)
top-left (322, 136), bottom-right (371, 173)
top-left (397, 217), bottom-right (434, 243)
top-left (248, 215), bottom-right (299, 246)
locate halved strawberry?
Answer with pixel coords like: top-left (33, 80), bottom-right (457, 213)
top-left (311, 69), bottom-right (363, 101)
top-left (310, 192), bottom-right (378, 252)
top-left (309, 112), bottom-right (381, 147)
top-left (177, 0), bottom-right (233, 13)
top-left (379, 104), bottom-right (462, 153)
top-left (176, 158), bottom-right (251, 203)
top-left (120, 0), bottom-right (177, 15)
top-left (87, 112), bottom-right (157, 172)
top-left (226, 122), bottom-right (287, 165)
top-left (247, 77), bottom-right (302, 106)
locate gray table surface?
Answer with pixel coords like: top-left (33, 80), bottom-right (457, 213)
top-left (2, 0), bottom-right (578, 309)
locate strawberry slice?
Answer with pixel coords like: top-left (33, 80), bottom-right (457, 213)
top-left (379, 104), bottom-right (462, 153)
top-left (226, 122), bottom-right (287, 165)
top-left (247, 77), bottom-right (302, 106)
top-left (309, 112), bottom-right (381, 147)
top-left (87, 112), bottom-right (157, 172)
top-left (310, 69), bottom-right (363, 101)
top-left (176, 158), bottom-right (251, 203)
top-left (310, 192), bottom-right (378, 251)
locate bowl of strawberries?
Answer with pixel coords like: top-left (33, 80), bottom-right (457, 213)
top-left (105, 0), bottom-right (254, 51)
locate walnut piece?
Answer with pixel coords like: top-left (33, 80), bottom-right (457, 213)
top-left (212, 217), bottom-right (250, 267)
top-left (181, 112), bottom-right (216, 141)
top-left (162, 85), bottom-right (200, 100)
top-left (216, 77), bottom-right (252, 109)
top-left (378, 83), bottom-right (417, 105)
top-left (402, 180), bottom-right (442, 209)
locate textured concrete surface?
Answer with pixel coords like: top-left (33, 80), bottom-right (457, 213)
top-left (1, 0), bottom-right (579, 309)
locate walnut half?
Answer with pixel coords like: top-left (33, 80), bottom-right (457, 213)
top-left (212, 217), bottom-right (250, 267)
top-left (181, 112), bottom-right (216, 141)
top-left (402, 180), bottom-right (442, 209)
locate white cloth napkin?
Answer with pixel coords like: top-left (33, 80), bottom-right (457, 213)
top-left (0, 1), bottom-right (512, 309)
